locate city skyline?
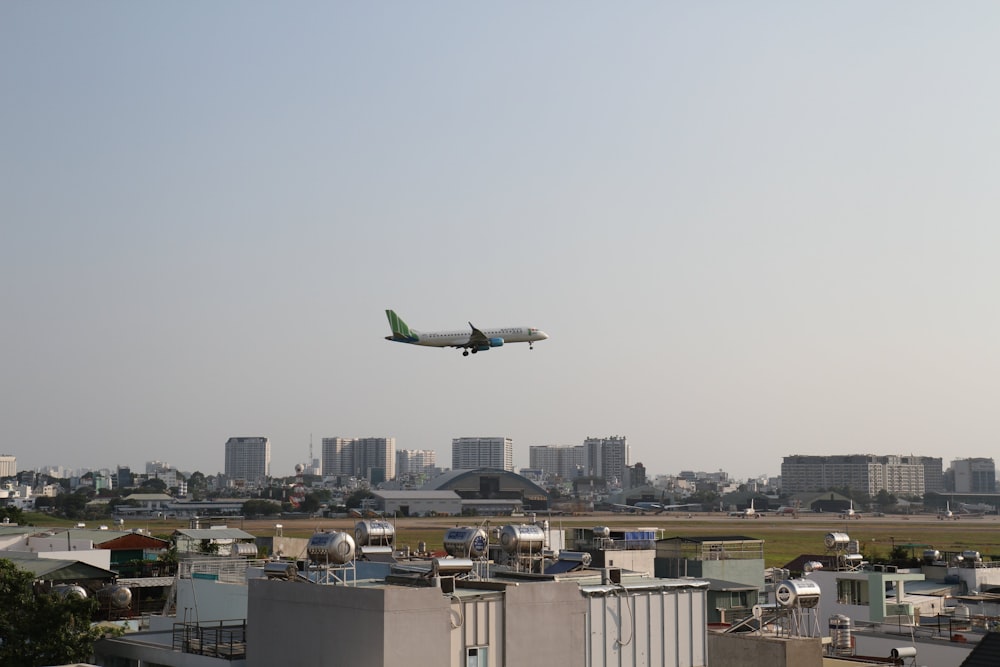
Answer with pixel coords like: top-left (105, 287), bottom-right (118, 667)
top-left (6, 4), bottom-right (1000, 480)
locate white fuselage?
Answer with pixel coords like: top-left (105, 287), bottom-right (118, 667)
top-left (411, 326), bottom-right (547, 348)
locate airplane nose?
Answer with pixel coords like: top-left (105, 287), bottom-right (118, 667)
top-left (539, 330), bottom-right (549, 340)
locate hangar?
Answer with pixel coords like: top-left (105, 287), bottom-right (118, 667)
top-left (423, 467), bottom-right (550, 512)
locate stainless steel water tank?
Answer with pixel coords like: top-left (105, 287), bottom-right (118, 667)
top-left (829, 614), bottom-right (852, 655)
top-left (824, 532), bottom-right (850, 549)
top-left (355, 520), bottom-right (395, 546)
top-left (307, 531), bottom-right (356, 564)
top-left (775, 579), bottom-right (821, 608)
top-left (499, 524), bottom-right (545, 554)
top-left (443, 527), bottom-right (488, 558)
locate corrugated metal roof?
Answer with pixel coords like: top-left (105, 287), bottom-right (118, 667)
top-left (173, 528), bottom-right (256, 540)
top-left (960, 631), bottom-right (1000, 667)
top-left (1, 554), bottom-right (118, 580)
top-left (374, 490), bottom-right (461, 500)
top-left (117, 576), bottom-right (175, 588)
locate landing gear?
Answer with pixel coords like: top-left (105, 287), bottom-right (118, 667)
top-left (462, 350), bottom-right (469, 357)
top-left (529, 342), bottom-right (534, 350)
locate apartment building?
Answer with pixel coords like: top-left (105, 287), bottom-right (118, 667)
top-left (452, 437), bottom-right (513, 471)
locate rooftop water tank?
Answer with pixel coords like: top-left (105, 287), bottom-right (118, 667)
top-left (98, 584), bottom-right (132, 610)
top-left (829, 614), bottom-right (852, 655)
top-left (52, 584), bottom-right (88, 600)
top-left (775, 579), bottom-right (821, 608)
top-left (500, 524), bottom-right (545, 554)
top-left (307, 531), bottom-right (356, 564)
top-left (443, 527), bottom-right (488, 558)
top-left (824, 532), bottom-right (850, 550)
top-left (355, 520), bottom-right (395, 547)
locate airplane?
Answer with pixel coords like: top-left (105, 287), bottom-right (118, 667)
top-left (840, 499), bottom-right (861, 519)
top-left (730, 499), bottom-right (761, 519)
top-left (774, 501), bottom-right (812, 517)
top-left (384, 310), bottom-right (549, 357)
top-left (938, 501), bottom-right (959, 520)
top-left (611, 500), bottom-right (701, 515)
top-left (959, 502), bottom-right (993, 517)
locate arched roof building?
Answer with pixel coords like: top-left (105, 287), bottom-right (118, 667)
top-left (423, 467), bottom-right (550, 511)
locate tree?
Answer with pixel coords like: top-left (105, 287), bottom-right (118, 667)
top-left (0, 559), bottom-right (109, 666)
top-left (0, 506), bottom-right (25, 524)
top-left (139, 478), bottom-right (167, 494)
top-left (242, 499), bottom-right (282, 517)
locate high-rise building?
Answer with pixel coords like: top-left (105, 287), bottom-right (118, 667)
top-left (322, 437), bottom-right (396, 483)
top-left (781, 454), bottom-right (939, 496)
top-left (0, 455), bottom-right (16, 478)
top-left (529, 444), bottom-right (586, 479)
top-left (583, 436), bottom-right (630, 486)
top-left (224, 437), bottom-right (271, 488)
top-left (951, 458), bottom-right (996, 494)
top-left (396, 449), bottom-right (437, 477)
top-left (452, 437), bottom-right (513, 471)
top-left (116, 466), bottom-right (133, 489)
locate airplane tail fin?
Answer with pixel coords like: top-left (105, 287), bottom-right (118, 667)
top-left (385, 310), bottom-right (418, 342)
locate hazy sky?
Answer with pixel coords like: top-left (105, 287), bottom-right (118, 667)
top-left (4, 3), bottom-right (1000, 481)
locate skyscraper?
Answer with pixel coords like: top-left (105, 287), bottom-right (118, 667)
top-left (224, 437), bottom-right (271, 488)
top-left (322, 437), bottom-right (396, 483)
top-left (396, 449), bottom-right (437, 477)
top-left (529, 444), bottom-right (586, 479)
top-left (583, 436), bottom-right (630, 486)
top-left (452, 437), bottom-right (513, 471)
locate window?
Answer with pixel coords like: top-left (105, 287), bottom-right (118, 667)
top-left (467, 647), bottom-right (489, 667)
top-left (836, 578), bottom-right (868, 605)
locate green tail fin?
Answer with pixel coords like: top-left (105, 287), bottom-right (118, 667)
top-left (385, 310), bottom-right (416, 340)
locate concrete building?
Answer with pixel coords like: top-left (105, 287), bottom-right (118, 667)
top-left (224, 437), bottom-right (271, 488)
top-left (952, 458), bottom-right (997, 494)
top-left (323, 437), bottom-right (396, 483)
top-left (452, 437), bottom-right (513, 471)
top-left (0, 454), bottom-right (16, 478)
top-left (529, 444), bottom-right (586, 479)
top-left (655, 535), bottom-right (765, 592)
top-left (584, 435), bottom-right (630, 486)
top-left (247, 568), bottom-right (708, 667)
top-left (371, 490), bottom-right (462, 516)
top-left (781, 454), bottom-right (940, 496)
top-left (395, 448), bottom-right (436, 477)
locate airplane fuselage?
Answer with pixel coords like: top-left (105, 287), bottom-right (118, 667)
top-left (387, 326), bottom-right (546, 348)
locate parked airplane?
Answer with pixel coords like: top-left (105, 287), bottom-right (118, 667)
top-left (840, 499), bottom-right (861, 519)
top-left (730, 499), bottom-right (761, 519)
top-left (959, 502), bottom-right (993, 517)
top-left (938, 501), bottom-right (959, 520)
top-left (384, 310), bottom-right (548, 357)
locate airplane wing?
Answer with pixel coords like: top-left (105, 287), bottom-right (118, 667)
top-left (467, 322), bottom-right (490, 347)
top-left (659, 503), bottom-right (701, 510)
top-left (611, 503), bottom-right (647, 514)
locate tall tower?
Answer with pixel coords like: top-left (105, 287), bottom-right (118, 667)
top-left (451, 437), bottom-right (513, 471)
top-left (224, 437), bottom-right (271, 488)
